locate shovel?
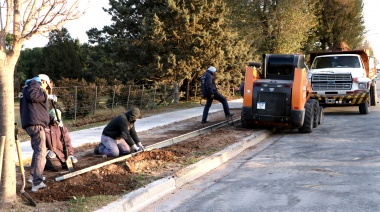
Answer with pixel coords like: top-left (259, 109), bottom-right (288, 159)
top-left (51, 100), bottom-right (75, 172)
top-left (15, 123), bottom-right (37, 207)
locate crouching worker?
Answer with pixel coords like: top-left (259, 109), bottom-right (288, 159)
top-left (94, 108), bottom-right (145, 157)
top-left (45, 109), bottom-right (78, 171)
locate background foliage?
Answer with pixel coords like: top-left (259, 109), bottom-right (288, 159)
top-left (16, 0), bottom-right (369, 100)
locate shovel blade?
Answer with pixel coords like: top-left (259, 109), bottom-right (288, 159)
top-left (21, 191), bottom-right (37, 207)
top-left (66, 158), bottom-right (75, 172)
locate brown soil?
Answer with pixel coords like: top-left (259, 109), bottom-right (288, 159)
top-left (10, 108), bottom-right (259, 211)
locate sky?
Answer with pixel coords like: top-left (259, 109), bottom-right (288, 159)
top-left (24, 0), bottom-right (380, 59)
top-left (23, 1), bottom-right (112, 49)
top-left (363, 0), bottom-right (380, 57)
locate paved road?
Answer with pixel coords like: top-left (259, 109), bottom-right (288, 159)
top-left (144, 86), bottom-right (380, 211)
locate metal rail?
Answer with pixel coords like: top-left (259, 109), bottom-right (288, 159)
top-left (55, 118), bottom-right (241, 181)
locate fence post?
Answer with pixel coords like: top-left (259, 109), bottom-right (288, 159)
top-left (164, 84), bottom-right (167, 106)
top-left (195, 84), bottom-right (198, 102)
top-left (173, 82), bottom-right (178, 105)
top-left (112, 85), bottom-right (116, 110)
top-left (94, 86), bottom-right (97, 115)
top-left (74, 86), bottom-right (77, 121)
top-left (153, 84), bottom-right (157, 106)
top-left (186, 81), bottom-right (189, 102)
top-left (140, 85), bottom-right (144, 108)
top-left (127, 85), bottom-right (131, 109)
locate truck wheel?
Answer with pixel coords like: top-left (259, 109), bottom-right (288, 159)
top-left (370, 83), bottom-right (377, 106)
top-left (359, 101), bottom-right (370, 114)
top-left (298, 102), bottom-right (314, 133)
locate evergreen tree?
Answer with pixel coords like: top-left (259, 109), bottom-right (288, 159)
top-left (88, 0), bottom-right (248, 87)
top-left (314, 0), bottom-right (365, 50)
top-left (16, 47), bottom-right (44, 83)
top-left (40, 28), bottom-right (84, 83)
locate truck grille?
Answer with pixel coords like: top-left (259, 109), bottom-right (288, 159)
top-left (311, 74), bottom-right (352, 90)
top-left (256, 92), bottom-right (286, 116)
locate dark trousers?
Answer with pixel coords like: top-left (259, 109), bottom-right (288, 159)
top-left (26, 125), bottom-right (47, 186)
top-left (202, 92), bottom-right (231, 121)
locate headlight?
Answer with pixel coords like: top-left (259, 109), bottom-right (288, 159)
top-left (358, 83), bottom-right (366, 89)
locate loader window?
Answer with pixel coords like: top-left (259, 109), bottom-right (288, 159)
top-left (266, 55), bottom-right (294, 76)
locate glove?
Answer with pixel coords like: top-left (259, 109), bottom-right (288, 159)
top-left (137, 142), bottom-right (145, 151)
top-left (210, 94), bottom-right (214, 99)
top-left (47, 150), bottom-right (56, 159)
top-left (48, 94), bottom-right (58, 102)
top-left (136, 146), bottom-right (145, 152)
top-left (69, 155), bottom-right (78, 164)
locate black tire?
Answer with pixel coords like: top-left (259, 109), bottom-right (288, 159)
top-left (370, 82), bottom-right (377, 106)
top-left (298, 102), bottom-right (314, 133)
top-left (318, 106), bottom-right (324, 125)
top-left (309, 99), bottom-right (319, 128)
top-left (359, 101), bottom-right (370, 114)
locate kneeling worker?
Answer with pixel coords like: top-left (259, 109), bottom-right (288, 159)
top-left (45, 109), bottom-right (78, 172)
top-left (94, 108), bottom-right (145, 157)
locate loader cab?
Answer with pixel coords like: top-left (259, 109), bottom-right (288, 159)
top-left (263, 54), bottom-right (306, 80)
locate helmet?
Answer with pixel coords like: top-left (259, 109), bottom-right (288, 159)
top-left (208, 66), bottom-right (216, 73)
top-left (38, 74), bottom-right (51, 88)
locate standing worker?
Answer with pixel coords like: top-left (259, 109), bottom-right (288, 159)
top-left (20, 74), bottom-right (57, 192)
top-left (44, 109), bottom-right (78, 172)
top-left (201, 66), bottom-right (234, 123)
top-left (94, 108), bottom-right (145, 157)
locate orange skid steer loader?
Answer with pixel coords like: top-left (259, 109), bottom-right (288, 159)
top-left (240, 54), bottom-right (323, 133)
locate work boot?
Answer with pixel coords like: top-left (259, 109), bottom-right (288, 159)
top-left (225, 113), bottom-right (234, 119)
top-left (31, 182), bottom-right (46, 192)
top-left (28, 175), bottom-right (45, 184)
top-left (94, 144), bottom-right (101, 155)
top-left (201, 120), bottom-right (208, 124)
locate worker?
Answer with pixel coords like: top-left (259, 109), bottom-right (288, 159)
top-left (44, 109), bottom-right (78, 172)
top-left (94, 108), bottom-right (145, 156)
top-left (200, 66), bottom-right (234, 123)
top-left (20, 74), bottom-right (57, 192)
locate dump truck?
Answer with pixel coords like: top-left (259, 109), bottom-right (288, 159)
top-left (241, 54), bottom-right (323, 133)
top-left (308, 49), bottom-right (377, 114)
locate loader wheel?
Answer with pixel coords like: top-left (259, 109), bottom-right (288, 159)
top-left (318, 106), bottom-right (324, 125)
top-left (359, 101), bottom-right (370, 114)
top-left (298, 102), bottom-right (314, 133)
top-left (309, 100), bottom-right (319, 128)
top-left (370, 83), bottom-right (377, 106)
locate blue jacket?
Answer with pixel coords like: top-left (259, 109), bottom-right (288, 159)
top-left (201, 70), bottom-right (217, 98)
top-left (20, 79), bottom-right (50, 129)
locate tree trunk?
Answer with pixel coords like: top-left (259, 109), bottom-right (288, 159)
top-left (0, 54), bottom-right (17, 204)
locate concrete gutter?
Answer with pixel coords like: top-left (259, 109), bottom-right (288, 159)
top-left (96, 129), bottom-right (273, 212)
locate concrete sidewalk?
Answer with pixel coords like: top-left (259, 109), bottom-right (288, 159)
top-left (18, 99), bottom-right (243, 161)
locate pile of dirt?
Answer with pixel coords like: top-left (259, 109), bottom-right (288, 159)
top-left (13, 109), bottom-right (257, 210)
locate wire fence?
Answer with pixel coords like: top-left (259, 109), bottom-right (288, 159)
top-left (52, 82), bottom-right (239, 121)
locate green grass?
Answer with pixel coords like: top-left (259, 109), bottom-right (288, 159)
top-left (64, 195), bottom-right (121, 212)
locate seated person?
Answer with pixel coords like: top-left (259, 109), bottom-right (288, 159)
top-left (45, 109), bottom-right (78, 171)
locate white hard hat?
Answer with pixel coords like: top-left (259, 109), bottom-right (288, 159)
top-left (38, 74), bottom-right (51, 88)
top-left (208, 66), bottom-right (216, 73)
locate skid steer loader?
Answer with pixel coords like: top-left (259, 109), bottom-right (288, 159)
top-left (241, 54), bottom-right (323, 133)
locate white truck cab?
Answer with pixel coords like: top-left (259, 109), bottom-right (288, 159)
top-left (308, 50), bottom-right (377, 114)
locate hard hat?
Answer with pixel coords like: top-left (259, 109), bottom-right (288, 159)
top-left (208, 66), bottom-right (217, 73)
top-left (38, 74), bottom-right (51, 88)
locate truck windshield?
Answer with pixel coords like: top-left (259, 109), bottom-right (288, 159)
top-left (312, 56), bottom-right (360, 69)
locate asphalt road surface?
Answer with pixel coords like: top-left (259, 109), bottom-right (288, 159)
top-left (143, 83), bottom-right (380, 212)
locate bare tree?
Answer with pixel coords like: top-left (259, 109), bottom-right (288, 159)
top-left (0, 0), bottom-right (85, 205)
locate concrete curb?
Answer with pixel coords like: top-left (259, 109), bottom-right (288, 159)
top-left (96, 129), bottom-right (273, 212)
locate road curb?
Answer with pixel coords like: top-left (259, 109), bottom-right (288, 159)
top-left (96, 129), bottom-right (273, 212)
